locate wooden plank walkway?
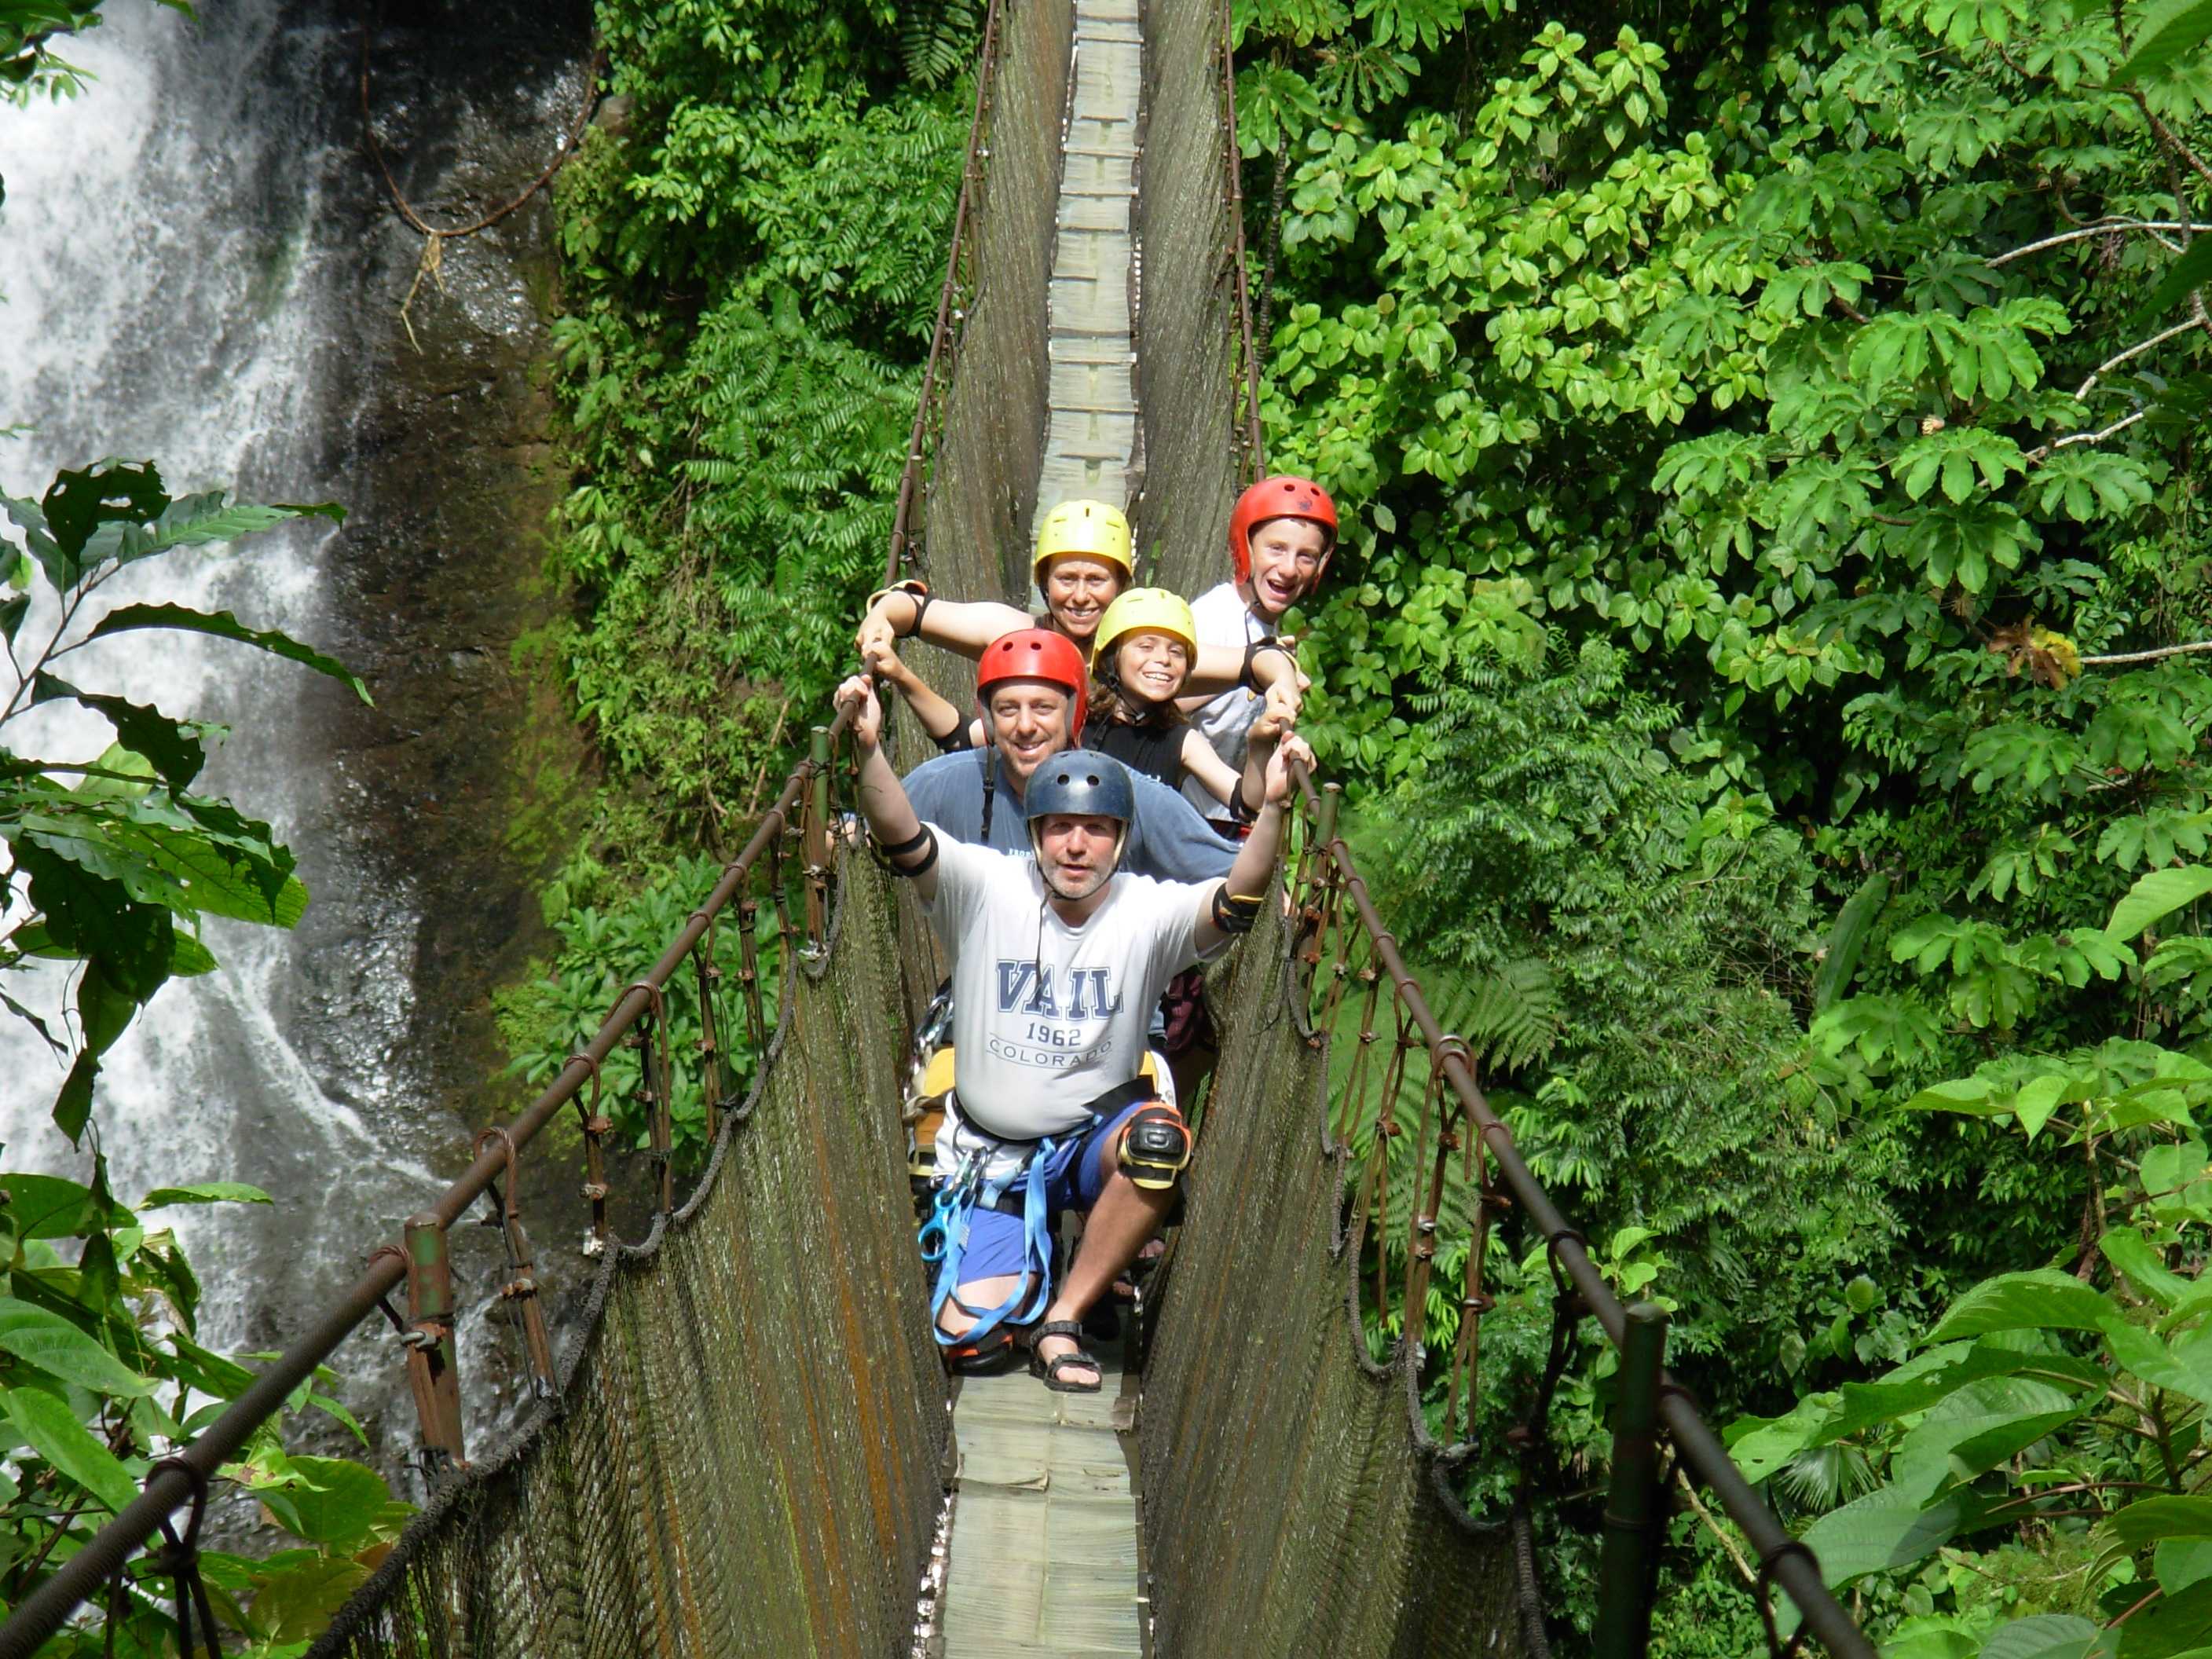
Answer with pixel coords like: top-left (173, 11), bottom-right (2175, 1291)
top-left (941, 3), bottom-right (1151, 1650)
top-left (1031, 0), bottom-right (1142, 531)
top-left (939, 1339), bottom-right (1145, 1655)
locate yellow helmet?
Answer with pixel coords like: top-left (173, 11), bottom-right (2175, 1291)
top-left (1093, 587), bottom-right (1199, 662)
top-left (1033, 498), bottom-right (1133, 587)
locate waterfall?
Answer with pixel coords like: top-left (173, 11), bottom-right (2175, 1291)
top-left (0, 0), bottom-right (588, 1445)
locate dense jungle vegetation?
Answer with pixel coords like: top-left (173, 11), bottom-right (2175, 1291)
top-left (535, 0), bottom-right (2212, 1650)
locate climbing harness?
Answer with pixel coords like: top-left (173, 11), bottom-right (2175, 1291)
top-left (915, 1077), bottom-right (1156, 1358)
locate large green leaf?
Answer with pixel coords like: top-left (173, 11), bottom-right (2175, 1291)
top-left (2115, 1573), bottom-right (2212, 1655)
top-left (29, 672), bottom-right (206, 789)
top-left (2104, 1496), bottom-right (2212, 1556)
top-left (2104, 1229), bottom-right (2197, 1309)
top-left (1890, 1376), bottom-right (2083, 1500)
top-left (80, 603), bottom-right (371, 705)
top-left (2108, 868), bottom-right (2212, 940)
top-left (1926, 1270), bottom-right (2121, 1342)
top-left (83, 490), bottom-right (344, 571)
top-left (13, 790), bottom-right (305, 927)
top-left (1, 1385), bottom-right (137, 1513)
top-left (1815, 871), bottom-right (1891, 1012)
top-left (9, 842), bottom-right (173, 999)
top-left (0, 1173), bottom-right (130, 1239)
top-left (0, 1295), bottom-right (154, 1396)
top-left (1978, 1614), bottom-right (2097, 1659)
top-left (140, 1182), bottom-right (271, 1210)
top-left (255, 1455), bottom-right (390, 1548)
top-left (41, 460), bottom-right (167, 563)
top-left (1799, 1486), bottom-right (1969, 1588)
top-left (2111, 0), bottom-right (2212, 86)
top-left (2101, 1317), bottom-right (2212, 1408)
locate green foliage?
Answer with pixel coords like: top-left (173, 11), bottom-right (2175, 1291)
top-left (0, 459), bottom-right (361, 1143)
top-left (0, 1156), bottom-right (408, 1656)
top-left (550, 0), bottom-right (970, 846)
top-left (500, 853), bottom-right (786, 1169)
top-left (1237, 0), bottom-right (2212, 1641)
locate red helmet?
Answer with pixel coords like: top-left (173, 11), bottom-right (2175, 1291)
top-left (975, 627), bottom-right (1089, 742)
top-left (1229, 474), bottom-right (1339, 587)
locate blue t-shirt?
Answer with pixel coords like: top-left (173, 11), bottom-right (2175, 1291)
top-left (903, 749), bottom-right (1236, 882)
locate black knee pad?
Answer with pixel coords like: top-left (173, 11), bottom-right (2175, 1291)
top-left (1119, 1104), bottom-right (1191, 1192)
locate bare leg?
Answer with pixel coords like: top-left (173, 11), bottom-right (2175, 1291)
top-left (939, 1272), bottom-right (1031, 1336)
top-left (1034, 1170), bottom-right (1174, 1386)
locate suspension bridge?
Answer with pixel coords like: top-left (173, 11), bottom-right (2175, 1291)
top-left (0, 2), bottom-right (1873, 1654)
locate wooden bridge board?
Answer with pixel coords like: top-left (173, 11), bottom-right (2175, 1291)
top-left (940, 1344), bottom-right (1145, 1657)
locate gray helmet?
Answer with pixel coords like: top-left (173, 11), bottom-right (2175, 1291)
top-left (1026, 753), bottom-right (1135, 892)
top-left (1025, 753), bottom-right (1136, 828)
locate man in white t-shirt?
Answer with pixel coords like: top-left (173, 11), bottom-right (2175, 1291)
top-left (838, 674), bottom-right (1291, 1393)
top-left (1180, 474), bottom-right (1339, 822)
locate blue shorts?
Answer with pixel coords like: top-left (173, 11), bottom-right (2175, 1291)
top-left (950, 1097), bottom-right (1152, 1284)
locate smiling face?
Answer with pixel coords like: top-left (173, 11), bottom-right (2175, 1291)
top-left (985, 681), bottom-right (1073, 789)
top-left (1112, 629), bottom-right (1192, 707)
top-left (1034, 812), bottom-right (1122, 902)
top-left (1244, 516), bottom-right (1329, 618)
top-left (1042, 556), bottom-right (1126, 643)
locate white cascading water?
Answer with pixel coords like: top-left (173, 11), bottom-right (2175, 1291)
top-left (0, 4), bottom-right (443, 1353)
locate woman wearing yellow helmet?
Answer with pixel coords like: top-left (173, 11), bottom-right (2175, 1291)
top-left (1084, 588), bottom-right (1310, 823)
top-left (853, 500), bottom-right (1301, 744)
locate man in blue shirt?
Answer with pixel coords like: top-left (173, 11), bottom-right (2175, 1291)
top-left (899, 627), bottom-right (1234, 883)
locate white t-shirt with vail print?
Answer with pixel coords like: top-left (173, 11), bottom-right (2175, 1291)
top-left (920, 827), bottom-right (1222, 1159)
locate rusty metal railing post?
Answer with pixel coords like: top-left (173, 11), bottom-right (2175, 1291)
top-left (475, 1130), bottom-right (557, 1402)
top-left (626, 982), bottom-right (675, 1215)
top-left (804, 725), bottom-right (831, 953)
top-left (569, 1053), bottom-right (611, 1257)
top-left (402, 1214), bottom-right (466, 1475)
top-left (1595, 1302), bottom-right (1669, 1658)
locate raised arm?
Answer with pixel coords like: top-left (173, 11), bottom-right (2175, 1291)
top-left (1177, 639), bottom-right (1306, 712)
top-left (1190, 739), bottom-right (1293, 954)
top-left (1179, 729), bottom-right (1243, 808)
top-left (855, 584), bottom-right (1035, 666)
top-left (1233, 683), bottom-right (1303, 815)
top-left (863, 637), bottom-right (972, 751)
top-left (837, 675), bottom-right (940, 903)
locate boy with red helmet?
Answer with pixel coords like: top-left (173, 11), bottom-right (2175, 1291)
top-left (1177, 474), bottom-right (1338, 823)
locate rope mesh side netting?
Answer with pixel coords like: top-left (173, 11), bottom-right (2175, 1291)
top-left (309, 855), bottom-right (947, 1659)
top-left (1126, 0), bottom-right (1241, 600)
top-left (1140, 883), bottom-right (1522, 1655)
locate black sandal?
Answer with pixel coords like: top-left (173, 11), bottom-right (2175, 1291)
top-left (1024, 1320), bottom-right (1103, 1393)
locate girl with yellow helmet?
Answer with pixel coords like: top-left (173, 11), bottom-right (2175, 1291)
top-left (855, 499), bottom-right (1301, 751)
top-left (1084, 588), bottom-right (1307, 822)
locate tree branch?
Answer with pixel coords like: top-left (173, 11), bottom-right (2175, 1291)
top-left (2077, 317), bottom-right (2200, 398)
top-left (1673, 1464), bottom-right (1756, 1589)
top-left (1989, 218), bottom-right (2211, 267)
top-left (2079, 639), bottom-right (2212, 667)
top-left (2024, 406), bottom-right (2148, 463)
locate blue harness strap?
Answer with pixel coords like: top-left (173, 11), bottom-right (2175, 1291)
top-left (916, 1076), bottom-right (1158, 1350)
top-left (920, 1143), bottom-right (1060, 1348)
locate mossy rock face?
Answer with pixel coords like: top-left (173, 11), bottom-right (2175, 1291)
top-left (282, 0), bottom-right (597, 1263)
